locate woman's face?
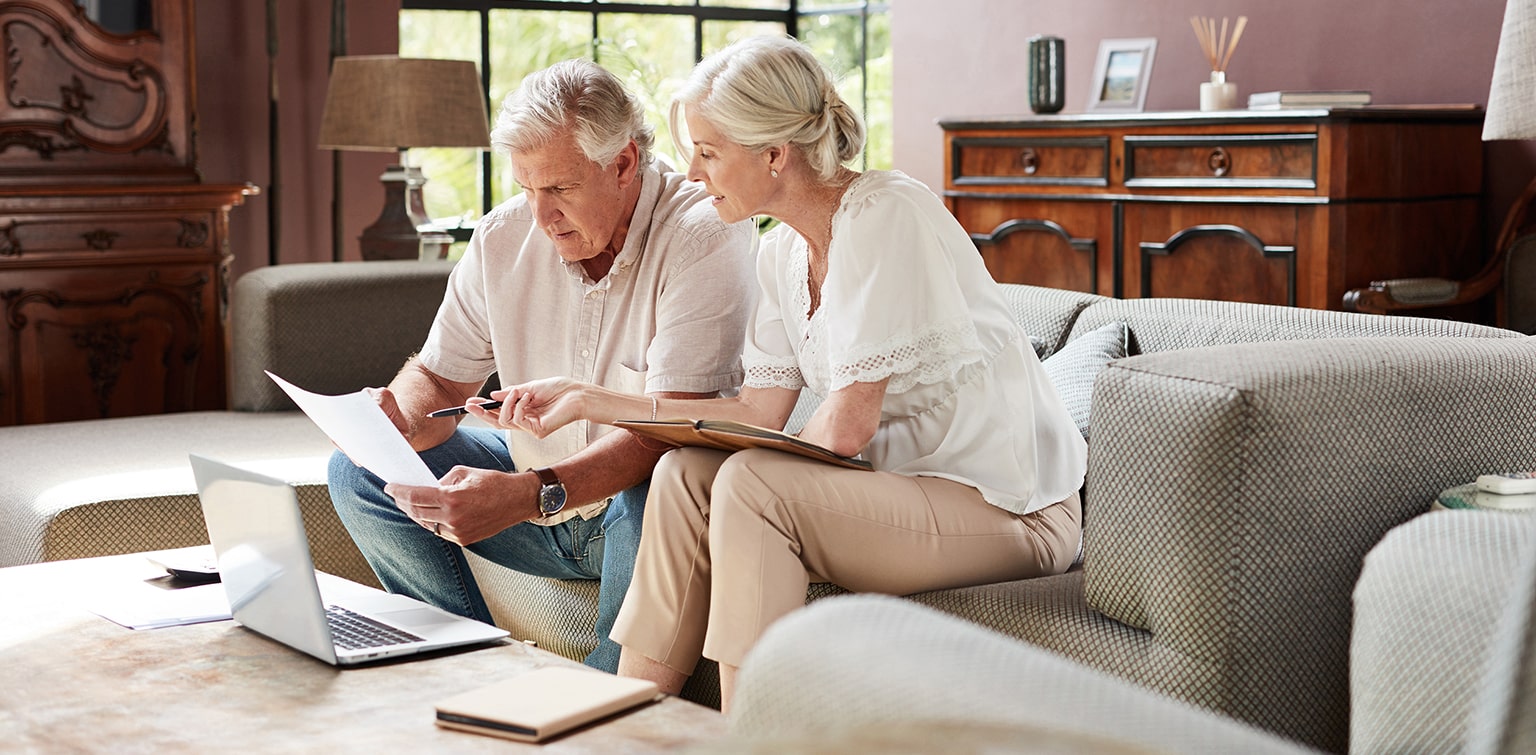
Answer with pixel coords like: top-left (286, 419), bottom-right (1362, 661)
top-left (683, 111), bottom-right (773, 225)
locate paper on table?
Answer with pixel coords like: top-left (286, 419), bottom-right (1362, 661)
top-left (265, 371), bottom-right (438, 486)
top-left (85, 579), bottom-right (231, 630)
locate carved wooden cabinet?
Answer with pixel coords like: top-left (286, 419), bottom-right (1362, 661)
top-left (0, 0), bottom-right (255, 425)
top-left (941, 109), bottom-right (1485, 310)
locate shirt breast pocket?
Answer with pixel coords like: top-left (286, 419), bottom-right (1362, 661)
top-left (613, 363), bottom-right (649, 397)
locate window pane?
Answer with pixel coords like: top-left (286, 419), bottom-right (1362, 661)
top-left (701, 0), bottom-right (790, 9)
top-left (487, 9), bottom-right (593, 207)
top-left (702, 20), bottom-right (787, 57)
top-left (863, 10), bottom-right (892, 169)
top-left (400, 11), bottom-right (487, 224)
top-left (596, 14), bottom-right (695, 168)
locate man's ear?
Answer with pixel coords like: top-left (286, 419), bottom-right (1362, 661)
top-left (613, 140), bottom-right (641, 190)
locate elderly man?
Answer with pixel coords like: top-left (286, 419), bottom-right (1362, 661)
top-left (328, 59), bottom-right (757, 673)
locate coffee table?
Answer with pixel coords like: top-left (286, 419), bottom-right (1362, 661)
top-left (0, 548), bottom-right (726, 752)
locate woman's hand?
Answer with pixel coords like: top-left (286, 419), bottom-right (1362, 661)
top-left (384, 466), bottom-right (539, 545)
top-left (478, 377), bottom-right (589, 438)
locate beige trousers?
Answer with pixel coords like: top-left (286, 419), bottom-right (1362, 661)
top-left (610, 447), bottom-right (1082, 673)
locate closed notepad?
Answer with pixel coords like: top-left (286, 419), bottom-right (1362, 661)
top-left (434, 666), bottom-right (661, 742)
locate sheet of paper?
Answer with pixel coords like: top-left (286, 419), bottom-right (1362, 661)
top-left (84, 579), bottom-right (231, 630)
top-left (266, 371), bottom-right (438, 486)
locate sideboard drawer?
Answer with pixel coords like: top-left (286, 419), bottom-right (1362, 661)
top-left (950, 136), bottom-right (1110, 187)
top-left (1, 210), bottom-right (219, 261)
top-left (1124, 133), bottom-right (1318, 189)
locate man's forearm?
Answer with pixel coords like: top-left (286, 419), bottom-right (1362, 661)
top-left (390, 357), bottom-right (482, 451)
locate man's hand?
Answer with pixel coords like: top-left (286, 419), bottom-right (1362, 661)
top-left (384, 467), bottom-right (540, 545)
top-left (366, 386), bottom-right (413, 438)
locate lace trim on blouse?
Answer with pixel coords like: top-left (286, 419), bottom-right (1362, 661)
top-left (743, 357), bottom-right (805, 390)
top-left (822, 313), bottom-right (987, 393)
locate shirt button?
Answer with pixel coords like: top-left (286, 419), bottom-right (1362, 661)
top-left (581, 349), bottom-right (590, 357)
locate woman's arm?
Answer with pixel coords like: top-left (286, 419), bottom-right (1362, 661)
top-left (482, 379), bottom-right (802, 438)
top-left (796, 378), bottom-right (888, 458)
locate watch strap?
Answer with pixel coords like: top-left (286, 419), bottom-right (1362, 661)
top-left (533, 467), bottom-right (561, 488)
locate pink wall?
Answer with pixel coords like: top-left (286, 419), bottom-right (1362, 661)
top-left (191, 0), bottom-right (1532, 278)
top-left (891, 0), bottom-right (1533, 237)
top-left (195, 0), bottom-right (399, 280)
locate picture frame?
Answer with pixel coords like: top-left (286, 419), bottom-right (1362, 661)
top-left (1087, 37), bottom-right (1157, 112)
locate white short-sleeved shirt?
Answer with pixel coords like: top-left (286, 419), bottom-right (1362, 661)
top-left (419, 160), bottom-right (758, 520)
top-left (741, 170), bottom-right (1087, 515)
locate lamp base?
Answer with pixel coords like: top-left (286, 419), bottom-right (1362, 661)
top-left (359, 164), bottom-right (432, 261)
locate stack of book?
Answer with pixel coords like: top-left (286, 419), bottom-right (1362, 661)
top-left (1437, 473), bottom-right (1536, 512)
top-left (1246, 90), bottom-right (1372, 110)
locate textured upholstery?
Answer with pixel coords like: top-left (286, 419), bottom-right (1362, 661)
top-left (996, 283), bottom-right (1108, 357)
top-left (912, 336), bottom-right (1536, 753)
top-left (1354, 511), bottom-right (1536, 755)
top-left (1070, 295), bottom-right (1513, 356)
top-left (230, 260), bottom-right (454, 412)
top-left (725, 595), bottom-right (1315, 754)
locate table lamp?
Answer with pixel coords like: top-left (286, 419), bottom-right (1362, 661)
top-left (318, 56), bottom-right (490, 261)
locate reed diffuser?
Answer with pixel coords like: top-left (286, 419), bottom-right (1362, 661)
top-left (1191, 15), bottom-right (1247, 110)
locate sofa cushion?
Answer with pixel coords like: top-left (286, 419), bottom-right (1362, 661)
top-left (230, 260), bottom-right (455, 411)
top-left (1068, 296), bottom-right (1521, 355)
top-left (1042, 321), bottom-right (1128, 440)
top-left (996, 284), bottom-right (1109, 357)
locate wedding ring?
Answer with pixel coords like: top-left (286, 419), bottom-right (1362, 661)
top-left (433, 521), bottom-right (442, 535)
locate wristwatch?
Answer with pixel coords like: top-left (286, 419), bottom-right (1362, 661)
top-left (533, 467), bottom-right (568, 518)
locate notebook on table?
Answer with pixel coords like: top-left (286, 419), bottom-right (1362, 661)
top-left (189, 453), bottom-right (508, 666)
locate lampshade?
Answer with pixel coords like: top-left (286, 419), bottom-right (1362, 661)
top-left (1485, 0), bottom-right (1536, 140)
top-left (318, 56), bottom-right (491, 151)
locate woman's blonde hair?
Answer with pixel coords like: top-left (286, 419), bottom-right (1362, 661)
top-left (491, 59), bottom-right (654, 168)
top-left (670, 35), bottom-right (865, 184)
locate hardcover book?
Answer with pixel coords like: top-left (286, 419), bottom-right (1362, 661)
top-left (1247, 90), bottom-right (1372, 109)
top-left (614, 418), bottom-right (874, 471)
top-left (435, 666), bottom-right (662, 743)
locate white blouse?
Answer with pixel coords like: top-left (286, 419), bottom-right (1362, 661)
top-left (741, 170), bottom-right (1087, 515)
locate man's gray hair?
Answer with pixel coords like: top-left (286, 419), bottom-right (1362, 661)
top-left (490, 59), bottom-right (654, 167)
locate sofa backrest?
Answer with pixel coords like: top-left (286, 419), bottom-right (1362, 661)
top-left (1069, 296), bottom-right (1520, 355)
top-left (229, 260), bottom-right (455, 412)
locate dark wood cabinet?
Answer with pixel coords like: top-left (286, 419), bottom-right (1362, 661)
top-left (0, 0), bottom-right (255, 425)
top-left (941, 109), bottom-right (1485, 311)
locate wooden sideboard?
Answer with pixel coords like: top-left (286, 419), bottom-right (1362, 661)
top-left (940, 108), bottom-right (1485, 311)
top-left (0, 0), bottom-right (255, 425)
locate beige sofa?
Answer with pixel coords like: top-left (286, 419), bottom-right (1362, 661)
top-left (3, 261), bottom-right (1530, 751)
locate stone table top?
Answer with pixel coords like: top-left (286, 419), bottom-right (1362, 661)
top-left (0, 549), bottom-right (726, 752)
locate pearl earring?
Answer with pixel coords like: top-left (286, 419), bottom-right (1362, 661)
top-left (771, 169), bottom-right (779, 178)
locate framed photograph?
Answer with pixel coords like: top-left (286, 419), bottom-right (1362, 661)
top-left (1088, 37), bottom-right (1157, 112)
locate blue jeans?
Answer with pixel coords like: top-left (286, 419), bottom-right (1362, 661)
top-left (327, 426), bottom-right (645, 673)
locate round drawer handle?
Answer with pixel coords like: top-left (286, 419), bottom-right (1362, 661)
top-left (1020, 148), bottom-right (1039, 175)
top-left (1207, 147), bottom-right (1231, 177)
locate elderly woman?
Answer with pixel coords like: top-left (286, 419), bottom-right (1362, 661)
top-left (483, 35), bottom-right (1086, 711)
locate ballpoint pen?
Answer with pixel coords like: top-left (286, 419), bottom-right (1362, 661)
top-left (427, 400), bottom-right (505, 418)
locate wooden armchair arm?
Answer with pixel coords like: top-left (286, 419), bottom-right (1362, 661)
top-left (1344, 174), bottom-right (1536, 320)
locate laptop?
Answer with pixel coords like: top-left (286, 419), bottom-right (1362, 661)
top-left (189, 453), bottom-right (508, 665)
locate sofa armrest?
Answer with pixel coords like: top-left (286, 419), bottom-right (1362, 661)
top-left (228, 260), bottom-right (455, 411)
top-left (1079, 335), bottom-right (1536, 750)
top-left (1352, 510), bottom-right (1536, 755)
top-left (726, 595), bottom-right (1313, 754)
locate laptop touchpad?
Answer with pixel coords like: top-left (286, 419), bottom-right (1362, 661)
top-left (374, 607), bottom-right (459, 629)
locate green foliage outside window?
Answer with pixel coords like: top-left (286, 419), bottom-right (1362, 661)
top-left (399, 2), bottom-right (890, 237)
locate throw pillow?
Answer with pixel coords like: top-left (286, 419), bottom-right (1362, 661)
top-left (1041, 321), bottom-right (1129, 441)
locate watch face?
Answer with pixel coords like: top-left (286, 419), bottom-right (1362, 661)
top-left (539, 484), bottom-right (567, 515)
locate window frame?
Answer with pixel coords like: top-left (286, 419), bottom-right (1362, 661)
top-left (399, 0), bottom-right (889, 241)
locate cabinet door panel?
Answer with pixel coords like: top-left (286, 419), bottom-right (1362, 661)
top-left (1, 265), bottom-right (218, 424)
top-left (1125, 205), bottom-right (1300, 306)
top-left (952, 199), bottom-right (1109, 294)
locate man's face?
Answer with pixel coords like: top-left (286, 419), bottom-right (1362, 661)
top-left (508, 132), bottom-right (635, 263)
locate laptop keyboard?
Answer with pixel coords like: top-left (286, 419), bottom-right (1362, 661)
top-left (326, 606), bottom-right (425, 650)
